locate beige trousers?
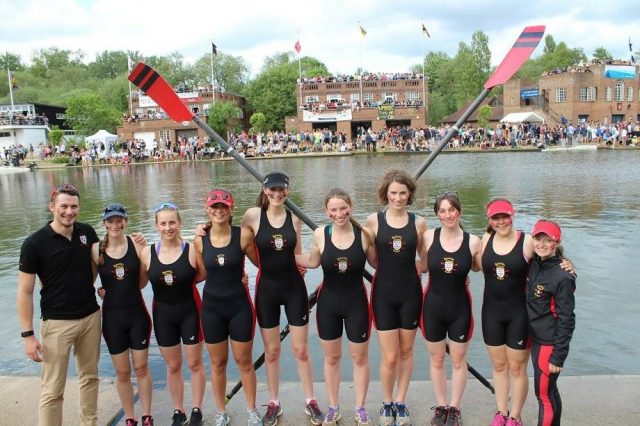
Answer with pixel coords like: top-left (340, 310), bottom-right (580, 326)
top-left (39, 310), bottom-right (101, 426)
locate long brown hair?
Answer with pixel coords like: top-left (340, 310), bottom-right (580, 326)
top-left (376, 169), bottom-right (417, 206)
top-left (324, 187), bottom-right (374, 246)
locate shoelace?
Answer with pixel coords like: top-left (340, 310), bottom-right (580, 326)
top-left (264, 403), bottom-right (278, 418)
top-left (381, 404), bottom-right (394, 417)
top-left (307, 400), bottom-right (322, 418)
top-left (248, 410), bottom-right (261, 423)
top-left (325, 407), bottom-right (338, 422)
top-left (431, 406), bottom-right (447, 417)
top-left (356, 407), bottom-right (369, 422)
top-left (214, 412), bottom-right (227, 426)
top-left (396, 404), bottom-right (409, 417)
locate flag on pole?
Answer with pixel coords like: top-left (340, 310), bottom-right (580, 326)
top-left (359, 25), bottom-right (367, 37)
top-left (8, 70), bottom-right (18, 89)
top-left (127, 55), bottom-right (133, 73)
top-left (294, 40), bottom-right (301, 54)
top-left (629, 37), bottom-right (633, 52)
top-left (211, 42), bottom-right (218, 56)
top-left (422, 23), bottom-right (431, 38)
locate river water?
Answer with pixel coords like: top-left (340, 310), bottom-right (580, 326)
top-left (1, 150), bottom-right (639, 385)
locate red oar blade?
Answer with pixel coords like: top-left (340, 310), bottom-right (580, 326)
top-left (484, 25), bottom-right (545, 89)
top-left (128, 62), bottom-right (194, 122)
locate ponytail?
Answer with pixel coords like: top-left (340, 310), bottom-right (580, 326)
top-left (98, 234), bottom-right (109, 266)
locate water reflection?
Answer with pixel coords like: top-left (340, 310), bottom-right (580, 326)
top-left (1, 150), bottom-right (639, 381)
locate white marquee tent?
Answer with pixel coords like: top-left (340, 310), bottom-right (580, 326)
top-left (85, 129), bottom-right (118, 144)
top-left (500, 112), bottom-right (545, 123)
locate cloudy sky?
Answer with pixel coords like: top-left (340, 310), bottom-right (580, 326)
top-left (2, 0), bottom-right (638, 77)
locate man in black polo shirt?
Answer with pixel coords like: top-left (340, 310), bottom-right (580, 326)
top-left (17, 184), bottom-right (101, 426)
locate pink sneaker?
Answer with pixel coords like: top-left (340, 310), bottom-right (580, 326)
top-left (490, 412), bottom-right (508, 426)
top-left (505, 417), bottom-right (523, 426)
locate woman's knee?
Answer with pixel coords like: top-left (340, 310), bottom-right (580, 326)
top-left (291, 343), bottom-right (309, 362)
top-left (350, 352), bottom-right (368, 368)
top-left (264, 345), bottom-right (281, 363)
top-left (324, 352), bottom-right (341, 367)
top-left (115, 367), bottom-right (132, 382)
top-left (430, 354), bottom-right (446, 369)
top-left (210, 356), bottom-right (228, 374)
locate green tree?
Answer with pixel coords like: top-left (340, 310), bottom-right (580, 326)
top-left (517, 36), bottom-right (587, 80)
top-left (250, 112), bottom-right (268, 134)
top-left (0, 52), bottom-right (24, 71)
top-left (87, 50), bottom-right (129, 79)
top-left (428, 92), bottom-right (452, 125)
top-left (243, 54), bottom-right (329, 130)
top-left (543, 35), bottom-right (557, 54)
top-left (208, 101), bottom-right (242, 137)
top-left (31, 47), bottom-right (85, 78)
top-left (48, 126), bottom-right (64, 146)
top-left (192, 52), bottom-right (249, 95)
top-left (477, 105), bottom-right (492, 129)
top-left (592, 47), bottom-right (613, 62)
top-left (65, 92), bottom-right (121, 135)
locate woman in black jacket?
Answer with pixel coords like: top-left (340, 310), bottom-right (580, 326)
top-left (527, 220), bottom-right (576, 426)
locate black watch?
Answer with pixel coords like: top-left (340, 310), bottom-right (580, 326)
top-left (21, 330), bottom-right (34, 338)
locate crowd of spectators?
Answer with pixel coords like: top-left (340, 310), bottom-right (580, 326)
top-left (0, 112), bottom-right (49, 126)
top-left (541, 58), bottom-right (636, 76)
top-left (299, 72), bottom-right (424, 85)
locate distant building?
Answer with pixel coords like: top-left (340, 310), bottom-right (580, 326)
top-left (285, 73), bottom-right (429, 141)
top-left (0, 103), bottom-right (67, 151)
top-left (117, 89), bottom-right (248, 144)
top-left (503, 61), bottom-right (639, 125)
top-left (440, 95), bottom-right (503, 127)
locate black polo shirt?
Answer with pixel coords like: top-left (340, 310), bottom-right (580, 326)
top-left (19, 221), bottom-right (99, 320)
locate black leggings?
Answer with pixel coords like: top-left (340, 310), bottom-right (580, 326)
top-left (532, 342), bottom-right (562, 426)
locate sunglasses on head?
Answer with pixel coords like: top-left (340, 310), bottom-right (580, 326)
top-left (207, 192), bottom-right (231, 203)
top-left (103, 204), bottom-right (126, 214)
top-left (50, 183), bottom-right (79, 201)
top-left (436, 191), bottom-right (459, 202)
top-left (154, 202), bottom-right (178, 213)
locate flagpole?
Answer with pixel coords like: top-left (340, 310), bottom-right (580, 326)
top-left (297, 31), bottom-right (303, 108)
top-left (421, 22), bottom-right (426, 124)
top-left (7, 68), bottom-right (15, 113)
top-left (210, 44), bottom-right (216, 106)
top-left (127, 56), bottom-right (133, 116)
top-left (359, 23), bottom-right (363, 107)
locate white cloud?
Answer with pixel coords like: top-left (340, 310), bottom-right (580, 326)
top-left (1, 0), bottom-right (638, 76)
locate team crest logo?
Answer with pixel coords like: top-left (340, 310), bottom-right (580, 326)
top-left (113, 263), bottom-right (126, 280)
top-left (336, 257), bottom-right (349, 273)
top-left (442, 257), bottom-right (456, 273)
top-left (216, 254), bottom-right (225, 266)
top-left (80, 235), bottom-right (88, 245)
top-left (495, 262), bottom-right (506, 280)
top-left (534, 284), bottom-right (544, 297)
top-left (390, 236), bottom-right (404, 253)
top-left (272, 234), bottom-right (285, 251)
top-left (162, 270), bottom-right (175, 286)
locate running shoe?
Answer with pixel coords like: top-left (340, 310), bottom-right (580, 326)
top-left (262, 402), bottom-right (283, 426)
top-left (189, 407), bottom-right (204, 426)
top-left (214, 411), bottom-right (230, 426)
top-left (395, 403), bottom-right (412, 426)
top-left (305, 399), bottom-right (324, 425)
top-left (141, 415), bottom-right (154, 426)
top-left (505, 417), bottom-right (523, 426)
top-left (355, 406), bottom-right (370, 425)
top-left (490, 412), bottom-right (508, 426)
top-left (445, 406), bottom-right (462, 426)
top-left (125, 419), bottom-right (137, 426)
top-left (430, 406), bottom-right (448, 426)
top-left (247, 409), bottom-right (263, 426)
top-left (322, 406), bottom-right (341, 425)
top-left (171, 409), bottom-right (188, 426)
top-left (378, 402), bottom-right (395, 426)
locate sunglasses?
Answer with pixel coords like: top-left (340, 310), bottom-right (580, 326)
top-left (154, 202), bottom-right (179, 213)
top-left (103, 203), bottom-right (127, 215)
top-left (50, 183), bottom-right (79, 201)
top-left (207, 192), bottom-right (232, 203)
top-left (436, 191), bottom-right (459, 202)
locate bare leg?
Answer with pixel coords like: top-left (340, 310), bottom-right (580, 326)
top-left (426, 340), bottom-right (447, 406)
top-left (448, 340), bottom-right (470, 408)
top-left (289, 324), bottom-right (315, 399)
top-left (184, 342), bottom-right (205, 409)
top-left (395, 329), bottom-right (417, 403)
top-left (349, 340), bottom-right (370, 408)
top-left (260, 326), bottom-right (282, 401)
top-left (377, 329), bottom-right (400, 402)
top-left (506, 347), bottom-right (530, 419)
top-left (320, 338), bottom-right (342, 407)
top-left (111, 352), bottom-right (135, 420)
top-left (231, 340), bottom-right (258, 410)
top-left (131, 349), bottom-right (152, 416)
top-left (486, 345), bottom-right (509, 416)
top-left (206, 341), bottom-right (229, 411)
top-left (160, 345), bottom-right (184, 411)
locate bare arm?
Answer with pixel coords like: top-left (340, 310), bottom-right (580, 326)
top-left (364, 214), bottom-right (379, 268)
top-left (17, 272), bottom-right (42, 362)
top-left (192, 239), bottom-right (207, 283)
top-left (419, 228), bottom-right (435, 273)
top-left (240, 226), bottom-right (259, 267)
top-left (470, 234), bottom-right (482, 272)
top-left (296, 227), bottom-right (323, 268)
top-left (415, 215), bottom-right (427, 272)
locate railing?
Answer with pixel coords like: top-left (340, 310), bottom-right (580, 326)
top-left (0, 116), bottom-right (50, 126)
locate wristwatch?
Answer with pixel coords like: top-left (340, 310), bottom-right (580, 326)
top-left (20, 330), bottom-right (34, 338)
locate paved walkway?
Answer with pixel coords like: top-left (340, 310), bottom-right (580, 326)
top-left (2, 375), bottom-right (637, 425)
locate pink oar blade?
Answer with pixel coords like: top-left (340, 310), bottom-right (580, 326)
top-left (128, 62), bottom-right (194, 122)
top-left (484, 25), bottom-right (545, 89)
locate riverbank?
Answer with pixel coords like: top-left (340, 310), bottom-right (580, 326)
top-left (2, 375), bottom-right (637, 425)
top-left (17, 143), bottom-right (635, 170)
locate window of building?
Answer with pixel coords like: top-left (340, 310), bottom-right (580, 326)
top-left (350, 93), bottom-right (360, 102)
top-left (579, 87), bottom-right (588, 102)
top-left (615, 81), bottom-right (624, 101)
top-left (627, 87), bottom-right (633, 102)
top-left (326, 93), bottom-right (343, 102)
top-left (405, 92), bottom-right (420, 102)
top-left (56, 113), bottom-right (65, 119)
top-left (364, 93), bottom-right (373, 102)
top-left (605, 87), bottom-right (612, 101)
top-left (555, 88), bottom-right (567, 103)
top-left (165, 130), bottom-right (171, 140)
top-left (305, 95), bottom-right (319, 103)
top-left (587, 87), bottom-right (597, 101)
top-left (383, 92), bottom-right (396, 103)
